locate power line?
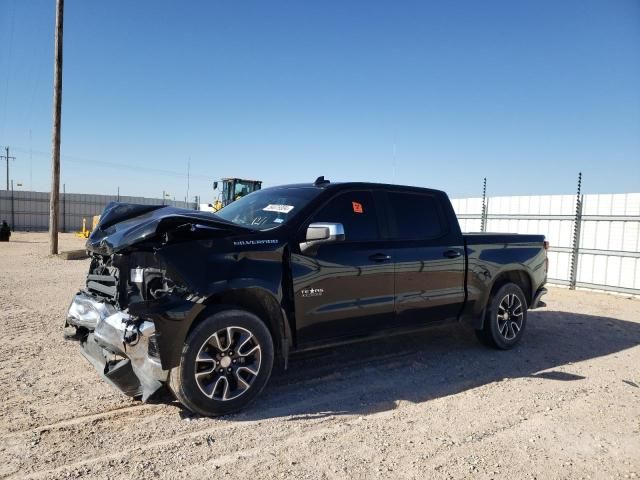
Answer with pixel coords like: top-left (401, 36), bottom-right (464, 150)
top-left (11, 145), bottom-right (214, 182)
top-left (186, 157), bottom-right (190, 204)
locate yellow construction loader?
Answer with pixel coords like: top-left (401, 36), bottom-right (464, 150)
top-left (210, 178), bottom-right (262, 212)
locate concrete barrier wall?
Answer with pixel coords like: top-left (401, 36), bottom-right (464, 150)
top-left (0, 190), bottom-right (196, 232)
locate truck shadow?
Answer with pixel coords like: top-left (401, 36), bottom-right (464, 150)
top-left (223, 309), bottom-right (640, 421)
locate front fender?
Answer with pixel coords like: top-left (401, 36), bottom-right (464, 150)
top-left (132, 238), bottom-right (289, 369)
top-left (128, 296), bottom-right (206, 370)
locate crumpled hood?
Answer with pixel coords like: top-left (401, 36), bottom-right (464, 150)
top-left (86, 202), bottom-right (252, 255)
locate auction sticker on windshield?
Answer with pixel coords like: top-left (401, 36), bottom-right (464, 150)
top-left (263, 204), bottom-right (295, 213)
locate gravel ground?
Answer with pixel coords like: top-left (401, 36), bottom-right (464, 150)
top-left (1, 232), bottom-right (639, 480)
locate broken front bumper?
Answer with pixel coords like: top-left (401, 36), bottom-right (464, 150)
top-left (66, 292), bottom-right (168, 401)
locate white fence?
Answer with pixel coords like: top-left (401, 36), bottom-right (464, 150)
top-left (0, 190), bottom-right (197, 233)
top-left (451, 193), bottom-right (640, 295)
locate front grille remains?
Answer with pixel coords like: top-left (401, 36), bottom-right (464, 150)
top-left (87, 274), bottom-right (117, 298)
top-left (86, 256), bottom-right (121, 303)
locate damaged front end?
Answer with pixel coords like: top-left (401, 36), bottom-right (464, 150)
top-left (67, 292), bottom-right (165, 399)
top-left (64, 202), bottom-right (250, 401)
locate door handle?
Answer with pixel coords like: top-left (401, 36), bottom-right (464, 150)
top-left (443, 249), bottom-right (462, 258)
top-left (369, 253), bottom-right (391, 262)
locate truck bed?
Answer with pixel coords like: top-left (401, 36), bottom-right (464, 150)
top-left (463, 232), bottom-right (545, 245)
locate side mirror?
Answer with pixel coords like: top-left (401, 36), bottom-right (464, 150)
top-left (213, 181), bottom-right (218, 190)
top-left (300, 222), bottom-right (345, 253)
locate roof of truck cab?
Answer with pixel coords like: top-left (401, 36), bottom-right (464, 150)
top-left (261, 182), bottom-right (448, 196)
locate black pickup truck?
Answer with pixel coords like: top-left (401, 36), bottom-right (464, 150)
top-left (66, 178), bottom-right (548, 416)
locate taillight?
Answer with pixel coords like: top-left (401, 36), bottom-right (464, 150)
top-left (543, 240), bottom-right (549, 273)
top-left (543, 240), bottom-right (549, 250)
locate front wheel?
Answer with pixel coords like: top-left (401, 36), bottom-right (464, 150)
top-left (476, 283), bottom-right (527, 349)
top-left (168, 309), bottom-right (274, 416)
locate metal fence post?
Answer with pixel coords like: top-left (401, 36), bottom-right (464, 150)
top-left (480, 177), bottom-right (487, 232)
top-left (569, 172), bottom-right (583, 290)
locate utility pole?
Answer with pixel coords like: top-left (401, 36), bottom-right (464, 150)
top-left (62, 183), bottom-right (66, 232)
top-left (49, 0), bottom-right (64, 255)
top-left (1, 146), bottom-right (15, 190)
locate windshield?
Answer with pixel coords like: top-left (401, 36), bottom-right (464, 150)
top-left (215, 186), bottom-right (321, 230)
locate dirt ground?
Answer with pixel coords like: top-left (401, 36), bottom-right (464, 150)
top-left (0, 232), bottom-right (639, 480)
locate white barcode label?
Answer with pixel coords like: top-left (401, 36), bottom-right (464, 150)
top-left (263, 204), bottom-right (295, 213)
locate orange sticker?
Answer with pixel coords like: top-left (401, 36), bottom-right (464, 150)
top-left (352, 201), bottom-right (363, 214)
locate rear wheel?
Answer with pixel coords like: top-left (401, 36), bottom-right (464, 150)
top-left (476, 283), bottom-right (527, 349)
top-left (169, 309), bottom-right (274, 416)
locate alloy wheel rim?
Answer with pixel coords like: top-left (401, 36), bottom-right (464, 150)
top-left (497, 293), bottom-right (523, 340)
top-left (194, 326), bottom-right (262, 401)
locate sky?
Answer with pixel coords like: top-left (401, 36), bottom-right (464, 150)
top-left (0, 0), bottom-right (639, 203)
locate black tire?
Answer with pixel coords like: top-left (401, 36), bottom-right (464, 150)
top-left (168, 309), bottom-right (274, 417)
top-left (476, 283), bottom-right (527, 350)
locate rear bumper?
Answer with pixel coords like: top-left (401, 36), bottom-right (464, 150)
top-left (66, 292), bottom-right (168, 401)
top-left (530, 287), bottom-right (548, 309)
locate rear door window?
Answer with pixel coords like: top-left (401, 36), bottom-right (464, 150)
top-left (309, 191), bottom-right (379, 242)
top-left (387, 192), bottom-right (444, 240)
